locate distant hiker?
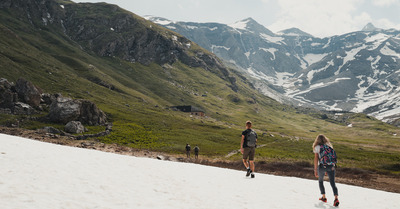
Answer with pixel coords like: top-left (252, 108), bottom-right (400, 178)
top-left (185, 144), bottom-right (191, 158)
top-left (241, 120), bottom-right (257, 178)
top-left (313, 134), bottom-right (339, 207)
top-left (194, 145), bottom-right (200, 159)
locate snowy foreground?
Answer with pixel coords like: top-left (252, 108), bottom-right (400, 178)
top-left (1, 134), bottom-right (400, 209)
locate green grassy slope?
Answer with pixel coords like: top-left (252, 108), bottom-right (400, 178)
top-left (0, 0), bottom-right (399, 175)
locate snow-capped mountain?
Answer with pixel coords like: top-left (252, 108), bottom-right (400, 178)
top-left (147, 16), bottom-right (400, 123)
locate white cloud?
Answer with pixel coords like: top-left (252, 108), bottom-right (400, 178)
top-left (268, 0), bottom-right (367, 37)
top-left (375, 18), bottom-right (400, 30)
top-left (372, 0), bottom-right (399, 7)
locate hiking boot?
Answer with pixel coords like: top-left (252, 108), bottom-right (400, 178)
top-left (334, 199), bottom-right (339, 207)
top-left (246, 168), bottom-right (252, 177)
top-left (319, 197), bottom-right (327, 203)
top-left (251, 173), bottom-right (255, 178)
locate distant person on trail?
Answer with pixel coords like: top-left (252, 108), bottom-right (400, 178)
top-left (194, 145), bottom-right (199, 159)
top-left (313, 134), bottom-right (339, 207)
top-left (185, 144), bottom-right (191, 158)
top-left (241, 120), bottom-right (257, 178)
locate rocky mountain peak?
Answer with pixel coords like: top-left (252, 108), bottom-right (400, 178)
top-left (362, 23), bottom-right (381, 32)
top-left (229, 17), bottom-right (274, 35)
top-left (278, 27), bottom-right (313, 37)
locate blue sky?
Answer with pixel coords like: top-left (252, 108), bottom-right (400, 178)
top-left (73, 0), bottom-right (400, 37)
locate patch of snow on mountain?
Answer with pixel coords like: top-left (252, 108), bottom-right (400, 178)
top-left (311, 43), bottom-right (322, 46)
top-left (339, 46), bottom-right (365, 70)
top-left (289, 78), bottom-right (351, 98)
top-left (380, 43), bottom-right (400, 58)
top-left (186, 25), bottom-right (198, 30)
top-left (211, 45), bottom-right (230, 52)
top-left (146, 17), bottom-right (174, 25)
top-left (275, 72), bottom-right (295, 87)
top-left (295, 55), bottom-right (308, 69)
top-left (303, 53), bottom-right (328, 66)
top-left (365, 33), bottom-right (389, 50)
top-left (166, 26), bottom-right (176, 30)
top-left (209, 27), bottom-right (218, 31)
top-left (245, 52), bottom-right (251, 60)
top-left (322, 38), bottom-right (331, 49)
top-left (260, 33), bottom-right (284, 45)
top-left (229, 19), bottom-right (250, 31)
top-left (260, 48), bottom-right (277, 60)
top-left (308, 60), bottom-right (334, 83)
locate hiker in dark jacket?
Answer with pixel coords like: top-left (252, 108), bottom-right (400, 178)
top-left (194, 145), bottom-right (199, 159)
top-left (185, 144), bottom-right (191, 158)
top-left (241, 120), bottom-right (257, 178)
top-left (313, 134), bottom-right (339, 207)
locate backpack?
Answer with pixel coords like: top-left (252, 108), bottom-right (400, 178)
top-left (319, 144), bottom-right (337, 166)
top-left (194, 146), bottom-right (199, 153)
top-left (246, 129), bottom-right (257, 148)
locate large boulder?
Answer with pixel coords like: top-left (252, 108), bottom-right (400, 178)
top-left (47, 96), bottom-right (106, 125)
top-left (65, 121), bottom-right (86, 134)
top-left (0, 78), bottom-right (18, 108)
top-left (79, 100), bottom-right (107, 126)
top-left (12, 102), bottom-right (37, 115)
top-left (15, 78), bottom-right (42, 107)
top-left (48, 97), bottom-right (81, 124)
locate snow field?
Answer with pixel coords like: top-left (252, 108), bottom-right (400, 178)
top-left (1, 134), bottom-right (400, 209)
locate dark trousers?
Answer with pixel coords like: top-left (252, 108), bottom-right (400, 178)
top-left (318, 164), bottom-right (338, 196)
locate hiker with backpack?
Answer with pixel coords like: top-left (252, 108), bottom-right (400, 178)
top-left (241, 121), bottom-right (257, 178)
top-left (185, 144), bottom-right (191, 158)
top-left (194, 145), bottom-right (200, 159)
top-left (313, 134), bottom-right (339, 207)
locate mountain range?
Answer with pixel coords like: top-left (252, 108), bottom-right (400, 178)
top-left (146, 16), bottom-right (400, 124)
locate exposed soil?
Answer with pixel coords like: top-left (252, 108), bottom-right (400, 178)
top-left (1, 126), bottom-right (399, 194)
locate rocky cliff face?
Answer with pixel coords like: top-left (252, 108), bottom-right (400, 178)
top-left (0, 0), bottom-right (237, 91)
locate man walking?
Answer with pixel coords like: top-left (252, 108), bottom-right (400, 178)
top-left (194, 145), bottom-right (200, 159)
top-left (241, 121), bottom-right (257, 178)
top-left (185, 144), bottom-right (191, 158)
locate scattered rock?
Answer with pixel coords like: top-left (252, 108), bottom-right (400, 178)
top-left (65, 121), bottom-right (86, 134)
top-left (0, 78), bottom-right (18, 108)
top-left (12, 102), bottom-right (37, 115)
top-left (156, 155), bottom-right (165, 160)
top-left (40, 126), bottom-right (61, 135)
top-left (15, 78), bottom-right (42, 107)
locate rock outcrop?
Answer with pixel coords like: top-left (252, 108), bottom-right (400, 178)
top-left (47, 96), bottom-right (107, 125)
top-left (15, 78), bottom-right (42, 107)
top-left (1, 77), bottom-right (107, 126)
top-left (0, 78), bottom-right (39, 115)
top-left (65, 121), bottom-right (86, 134)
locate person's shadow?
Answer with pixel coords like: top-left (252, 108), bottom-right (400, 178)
top-left (314, 201), bottom-right (338, 208)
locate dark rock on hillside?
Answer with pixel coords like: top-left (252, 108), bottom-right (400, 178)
top-left (47, 96), bottom-right (107, 125)
top-left (48, 97), bottom-right (81, 124)
top-left (15, 78), bottom-right (42, 107)
top-left (40, 126), bottom-right (62, 135)
top-left (0, 78), bottom-right (38, 114)
top-left (79, 100), bottom-right (107, 126)
top-left (65, 121), bottom-right (86, 134)
top-left (0, 78), bottom-right (18, 108)
top-left (13, 102), bottom-right (37, 115)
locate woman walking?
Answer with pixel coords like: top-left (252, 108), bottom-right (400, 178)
top-left (313, 134), bottom-right (339, 207)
